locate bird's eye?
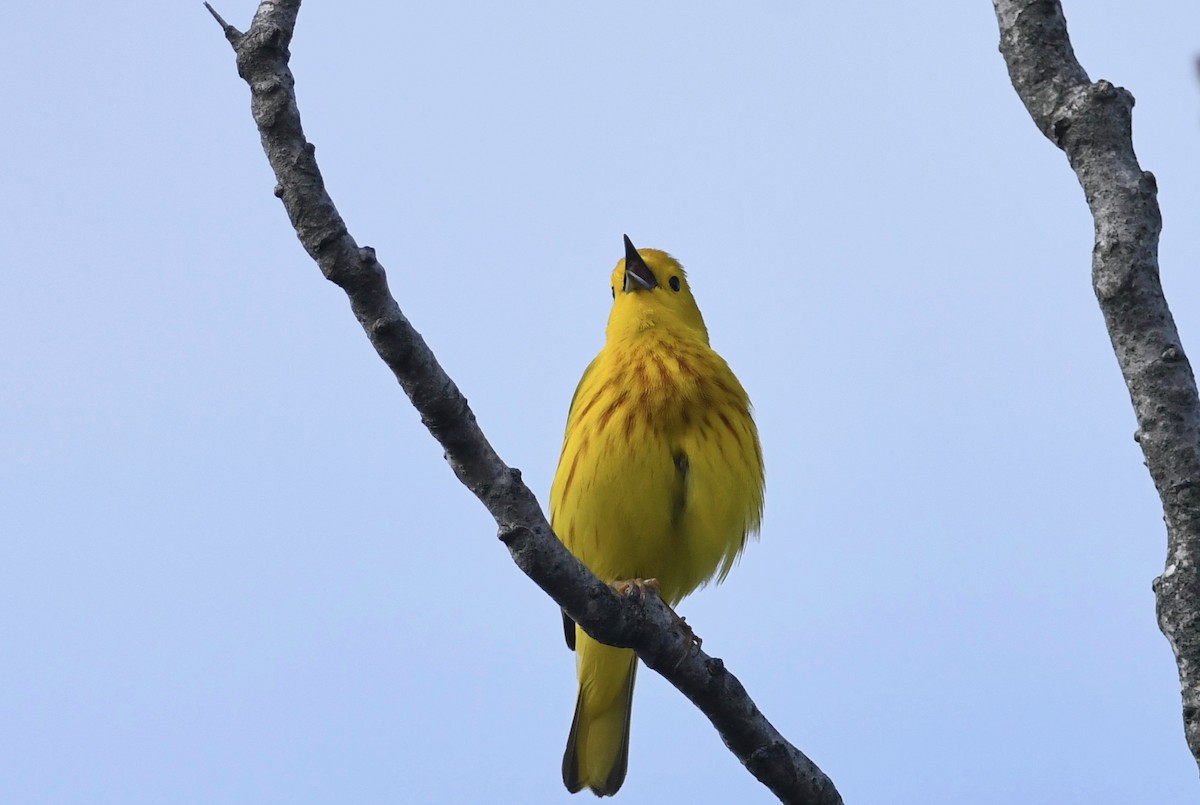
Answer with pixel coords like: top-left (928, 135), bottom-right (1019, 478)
top-left (669, 276), bottom-right (681, 292)
top-left (611, 287), bottom-right (616, 299)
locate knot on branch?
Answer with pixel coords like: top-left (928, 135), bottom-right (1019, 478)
top-left (250, 74), bottom-right (287, 96)
top-left (1049, 80), bottom-right (1133, 152)
top-left (747, 740), bottom-right (789, 770)
top-left (1092, 79), bottom-right (1118, 101)
top-left (497, 523), bottom-right (532, 547)
top-left (246, 22), bottom-right (291, 60)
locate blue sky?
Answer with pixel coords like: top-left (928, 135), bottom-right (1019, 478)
top-left (3, 2), bottom-right (1200, 802)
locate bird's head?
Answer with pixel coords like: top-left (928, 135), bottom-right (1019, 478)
top-left (606, 235), bottom-right (709, 343)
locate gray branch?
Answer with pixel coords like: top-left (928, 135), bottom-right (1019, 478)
top-left (993, 0), bottom-right (1200, 773)
top-left (204, 2), bottom-right (842, 802)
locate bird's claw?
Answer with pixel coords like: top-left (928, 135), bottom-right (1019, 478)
top-left (612, 579), bottom-right (701, 665)
top-left (672, 615), bottom-right (702, 666)
top-left (613, 578), bottom-right (660, 599)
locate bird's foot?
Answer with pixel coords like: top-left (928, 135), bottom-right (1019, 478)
top-left (675, 614), bottom-right (701, 651)
top-left (613, 577), bottom-right (660, 599)
top-left (672, 614), bottom-right (702, 665)
top-left (612, 579), bottom-right (701, 664)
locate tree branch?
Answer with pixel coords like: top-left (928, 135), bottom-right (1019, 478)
top-left (993, 0), bottom-right (1200, 773)
top-left (206, 2), bottom-right (842, 801)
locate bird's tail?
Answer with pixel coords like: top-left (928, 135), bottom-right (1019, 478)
top-left (562, 630), bottom-right (638, 797)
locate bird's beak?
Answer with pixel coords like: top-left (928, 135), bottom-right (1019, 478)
top-left (623, 234), bottom-right (658, 293)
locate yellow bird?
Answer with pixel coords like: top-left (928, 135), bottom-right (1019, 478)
top-left (550, 236), bottom-right (765, 796)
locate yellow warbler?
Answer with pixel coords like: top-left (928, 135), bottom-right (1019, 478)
top-left (550, 236), bottom-right (765, 796)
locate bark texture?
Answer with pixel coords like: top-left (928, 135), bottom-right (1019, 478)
top-left (994, 0), bottom-right (1200, 772)
top-left (205, 2), bottom-right (842, 802)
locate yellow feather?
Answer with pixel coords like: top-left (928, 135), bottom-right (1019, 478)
top-left (550, 242), bottom-right (765, 796)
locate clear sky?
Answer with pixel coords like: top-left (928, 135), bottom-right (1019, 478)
top-left (3, 2), bottom-right (1199, 803)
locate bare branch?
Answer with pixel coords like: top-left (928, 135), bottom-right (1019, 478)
top-left (993, 0), bottom-right (1200, 772)
top-left (203, 2), bottom-right (241, 43)
top-left (205, 3), bottom-right (842, 802)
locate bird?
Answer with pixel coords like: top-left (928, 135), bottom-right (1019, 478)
top-left (549, 235), bottom-right (765, 796)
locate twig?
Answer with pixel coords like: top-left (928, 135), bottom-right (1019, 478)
top-left (205, 2), bottom-right (842, 801)
top-left (203, 2), bottom-right (241, 43)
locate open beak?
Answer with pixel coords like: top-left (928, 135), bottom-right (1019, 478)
top-left (623, 234), bottom-right (658, 292)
